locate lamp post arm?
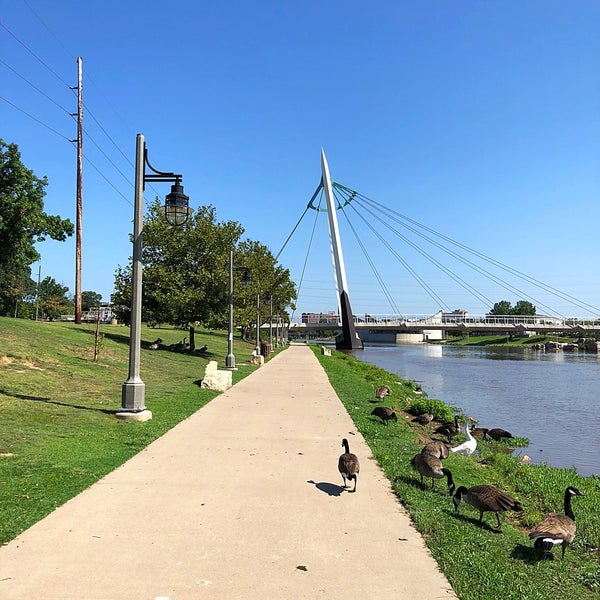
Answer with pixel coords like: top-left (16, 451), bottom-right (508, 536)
top-left (143, 148), bottom-right (182, 185)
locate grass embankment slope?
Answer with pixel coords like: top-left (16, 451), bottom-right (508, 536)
top-left (313, 345), bottom-right (600, 600)
top-left (0, 317), bottom-right (264, 545)
top-left (442, 333), bottom-right (573, 347)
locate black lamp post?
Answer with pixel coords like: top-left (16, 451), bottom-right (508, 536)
top-left (118, 133), bottom-right (191, 421)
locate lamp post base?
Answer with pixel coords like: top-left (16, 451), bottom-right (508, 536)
top-left (120, 380), bottom-right (150, 420)
top-left (115, 409), bottom-right (153, 421)
top-left (225, 353), bottom-right (237, 370)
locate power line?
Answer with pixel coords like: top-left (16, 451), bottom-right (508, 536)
top-left (0, 95), bottom-right (71, 141)
top-left (0, 19), bottom-right (72, 89)
top-left (0, 57), bottom-right (72, 115)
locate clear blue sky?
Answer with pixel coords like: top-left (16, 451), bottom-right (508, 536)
top-left (2, 1), bottom-right (599, 320)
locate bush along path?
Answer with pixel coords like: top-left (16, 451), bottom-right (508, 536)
top-left (312, 345), bottom-right (600, 600)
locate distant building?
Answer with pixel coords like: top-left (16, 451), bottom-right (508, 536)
top-left (83, 302), bottom-right (116, 323)
top-left (61, 302), bottom-right (116, 323)
top-left (441, 309), bottom-right (468, 323)
top-left (301, 311), bottom-right (339, 325)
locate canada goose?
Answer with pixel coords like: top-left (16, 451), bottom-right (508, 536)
top-left (529, 486), bottom-right (585, 558)
top-left (470, 426), bottom-right (488, 439)
top-left (411, 413), bottom-right (433, 425)
top-left (485, 428), bottom-right (514, 442)
top-left (421, 440), bottom-right (450, 460)
top-left (453, 485), bottom-right (522, 529)
top-left (410, 452), bottom-right (455, 494)
top-left (450, 418), bottom-right (477, 456)
top-left (375, 385), bottom-right (390, 399)
top-left (371, 406), bottom-right (397, 425)
top-left (338, 438), bottom-right (360, 492)
top-left (434, 415), bottom-right (460, 443)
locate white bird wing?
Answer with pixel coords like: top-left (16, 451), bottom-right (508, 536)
top-left (450, 439), bottom-right (477, 455)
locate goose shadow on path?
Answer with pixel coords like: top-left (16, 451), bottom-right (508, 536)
top-left (307, 480), bottom-right (344, 497)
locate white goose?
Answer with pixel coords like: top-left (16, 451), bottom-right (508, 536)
top-left (450, 417), bottom-right (477, 455)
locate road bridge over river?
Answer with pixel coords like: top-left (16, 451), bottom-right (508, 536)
top-left (290, 313), bottom-right (600, 336)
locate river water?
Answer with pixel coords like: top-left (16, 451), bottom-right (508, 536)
top-left (348, 344), bottom-right (599, 477)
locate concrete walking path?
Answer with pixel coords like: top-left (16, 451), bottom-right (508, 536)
top-left (0, 344), bottom-right (457, 599)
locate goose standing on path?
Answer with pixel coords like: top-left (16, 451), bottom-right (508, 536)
top-left (338, 438), bottom-right (360, 492)
top-left (451, 417), bottom-right (477, 455)
top-left (453, 485), bottom-right (522, 529)
top-left (529, 486), bottom-right (585, 558)
top-left (410, 452), bottom-right (455, 494)
top-left (371, 406), bottom-right (397, 425)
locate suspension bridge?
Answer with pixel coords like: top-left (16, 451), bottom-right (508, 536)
top-left (276, 150), bottom-right (600, 348)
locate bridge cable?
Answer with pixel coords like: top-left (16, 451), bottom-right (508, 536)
top-left (349, 190), bottom-right (564, 317)
top-left (286, 190), bottom-right (323, 324)
top-left (337, 185), bottom-right (590, 318)
top-left (354, 191), bottom-right (600, 316)
top-left (332, 188), bottom-right (402, 315)
top-left (340, 188), bottom-right (522, 311)
top-left (331, 185), bottom-right (450, 311)
top-left (275, 182), bottom-right (323, 260)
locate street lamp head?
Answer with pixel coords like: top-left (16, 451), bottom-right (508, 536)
top-left (241, 269), bottom-right (252, 287)
top-left (164, 180), bottom-right (192, 226)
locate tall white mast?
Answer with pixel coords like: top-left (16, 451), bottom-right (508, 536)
top-left (321, 148), bottom-right (348, 314)
top-left (320, 148), bottom-right (363, 349)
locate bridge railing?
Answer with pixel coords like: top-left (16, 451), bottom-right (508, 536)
top-left (291, 314), bottom-right (600, 327)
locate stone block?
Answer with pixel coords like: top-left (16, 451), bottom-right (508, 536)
top-left (201, 362), bottom-right (232, 392)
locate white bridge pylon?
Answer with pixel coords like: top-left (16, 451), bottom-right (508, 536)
top-left (320, 149), bottom-right (363, 350)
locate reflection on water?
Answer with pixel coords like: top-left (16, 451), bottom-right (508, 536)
top-left (349, 343), bottom-right (599, 477)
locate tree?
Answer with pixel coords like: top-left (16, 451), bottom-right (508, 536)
top-left (512, 300), bottom-right (536, 316)
top-left (111, 200), bottom-right (297, 330)
top-left (37, 276), bottom-right (72, 321)
top-left (489, 300), bottom-right (513, 316)
top-left (488, 299), bottom-right (537, 316)
top-left (81, 291), bottom-right (103, 311)
top-left (0, 139), bottom-right (74, 316)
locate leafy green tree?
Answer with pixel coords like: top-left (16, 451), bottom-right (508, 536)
top-left (81, 291), bottom-right (103, 311)
top-left (489, 299), bottom-right (537, 316)
top-left (112, 200), bottom-right (296, 330)
top-left (38, 276), bottom-right (72, 321)
top-left (512, 300), bottom-right (536, 315)
top-left (232, 239), bottom-right (296, 342)
top-left (0, 139), bottom-right (74, 316)
top-left (489, 300), bottom-right (513, 316)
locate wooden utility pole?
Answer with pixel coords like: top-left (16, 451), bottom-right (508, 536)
top-left (74, 56), bottom-right (83, 323)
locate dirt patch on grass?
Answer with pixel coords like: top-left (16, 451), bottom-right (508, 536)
top-left (21, 358), bottom-right (43, 370)
top-left (0, 355), bottom-right (44, 370)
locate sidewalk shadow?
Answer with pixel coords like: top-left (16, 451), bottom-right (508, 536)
top-left (1, 389), bottom-right (118, 415)
top-left (307, 480), bottom-right (344, 497)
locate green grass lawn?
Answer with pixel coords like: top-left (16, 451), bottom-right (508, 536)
top-left (312, 345), bottom-right (600, 600)
top-left (0, 317), bottom-right (269, 544)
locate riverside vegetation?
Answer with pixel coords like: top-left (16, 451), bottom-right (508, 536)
top-left (313, 345), bottom-right (600, 600)
top-left (1, 318), bottom-right (598, 599)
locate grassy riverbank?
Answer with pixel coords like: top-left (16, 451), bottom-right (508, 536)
top-left (313, 345), bottom-right (600, 600)
top-left (0, 317), bottom-right (265, 545)
top-left (442, 333), bottom-right (575, 346)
